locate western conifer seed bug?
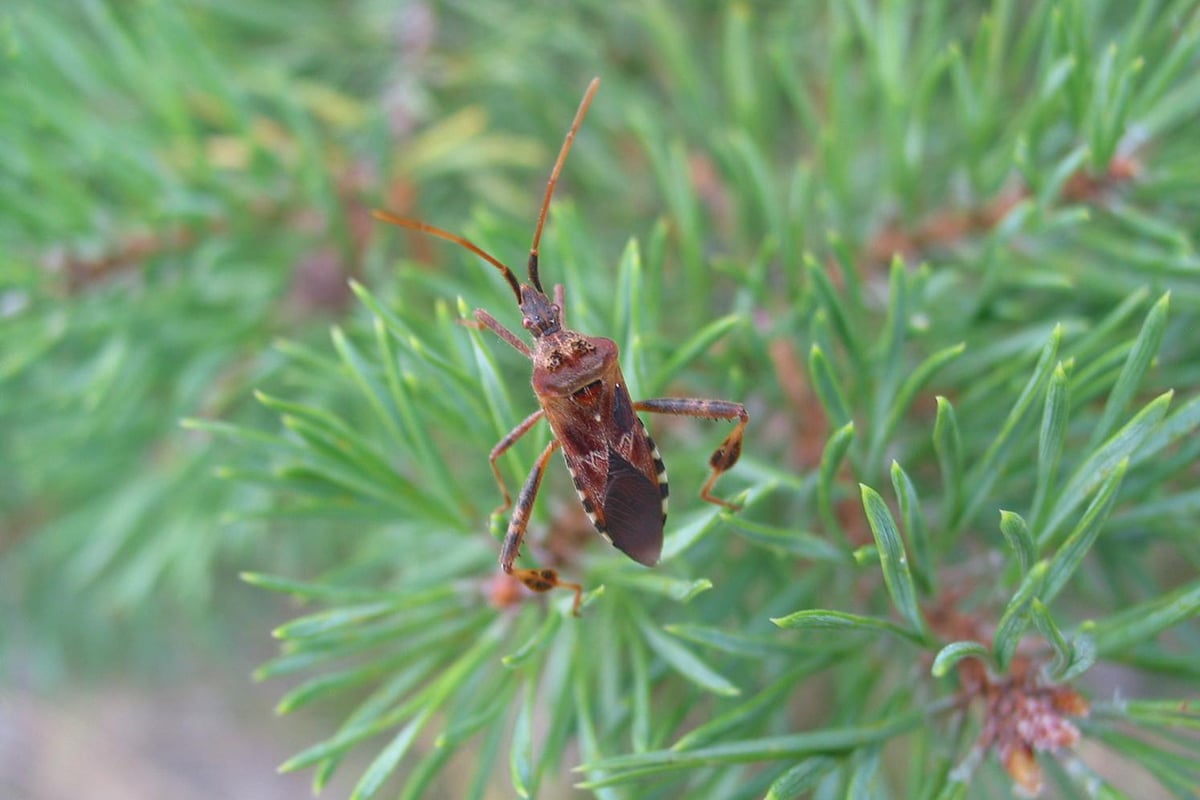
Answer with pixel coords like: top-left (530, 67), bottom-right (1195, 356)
top-left (374, 78), bottom-right (749, 615)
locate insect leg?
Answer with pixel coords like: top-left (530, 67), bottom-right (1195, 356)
top-left (553, 284), bottom-right (566, 328)
top-left (634, 398), bottom-right (749, 511)
top-left (473, 309), bottom-right (531, 357)
top-left (499, 438), bottom-right (584, 615)
top-left (488, 408), bottom-right (545, 518)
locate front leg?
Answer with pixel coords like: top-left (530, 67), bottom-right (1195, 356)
top-left (634, 398), bottom-right (749, 510)
top-left (499, 438), bottom-right (584, 615)
top-left (553, 283), bottom-right (566, 328)
top-left (473, 309), bottom-right (531, 357)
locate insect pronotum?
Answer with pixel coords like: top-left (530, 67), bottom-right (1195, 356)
top-left (374, 78), bottom-right (749, 614)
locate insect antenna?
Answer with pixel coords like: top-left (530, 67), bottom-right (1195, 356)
top-left (372, 210), bottom-right (522, 303)
top-left (527, 77), bottom-right (601, 295)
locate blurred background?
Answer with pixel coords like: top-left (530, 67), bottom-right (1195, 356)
top-left (8, 1), bottom-right (635, 796)
top-left (3, 1), bottom-right (1199, 798)
top-left (4, 2), bottom-right (757, 796)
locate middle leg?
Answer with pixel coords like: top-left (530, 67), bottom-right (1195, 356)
top-left (488, 408), bottom-right (546, 518)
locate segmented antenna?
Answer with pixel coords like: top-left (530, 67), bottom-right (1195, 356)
top-left (372, 210), bottom-right (523, 303)
top-left (373, 77), bottom-right (601, 304)
top-left (527, 77), bottom-right (600, 294)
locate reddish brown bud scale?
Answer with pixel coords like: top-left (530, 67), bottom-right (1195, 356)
top-left (374, 78), bottom-right (748, 615)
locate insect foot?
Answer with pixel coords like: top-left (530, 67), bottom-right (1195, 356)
top-left (507, 567), bottom-right (583, 616)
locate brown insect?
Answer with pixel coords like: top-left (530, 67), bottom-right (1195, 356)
top-left (374, 78), bottom-right (748, 614)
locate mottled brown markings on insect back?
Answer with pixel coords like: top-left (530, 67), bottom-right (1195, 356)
top-left (373, 77), bottom-right (749, 616)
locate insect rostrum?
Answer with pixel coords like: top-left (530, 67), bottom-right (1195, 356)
top-left (374, 78), bottom-right (748, 615)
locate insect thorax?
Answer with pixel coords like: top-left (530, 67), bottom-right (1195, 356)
top-left (532, 332), bottom-right (617, 396)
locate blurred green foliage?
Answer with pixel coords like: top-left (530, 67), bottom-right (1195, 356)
top-left (4, 0), bottom-right (1200, 797)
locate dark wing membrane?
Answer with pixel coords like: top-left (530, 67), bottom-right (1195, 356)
top-left (548, 366), bottom-right (665, 563)
top-left (603, 449), bottom-right (663, 566)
